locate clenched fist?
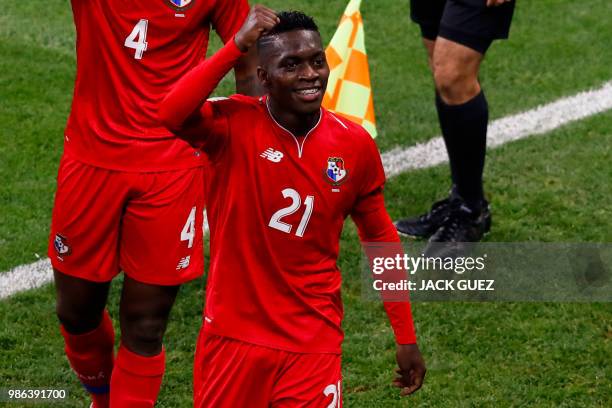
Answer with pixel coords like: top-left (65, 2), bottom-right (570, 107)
top-left (234, 5), bottom-right (280, 52)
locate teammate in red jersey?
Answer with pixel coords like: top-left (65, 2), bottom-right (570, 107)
top-left (159, 7), bottom-right (427, 406)
top-left (48, 1), bottom-right (255, 407)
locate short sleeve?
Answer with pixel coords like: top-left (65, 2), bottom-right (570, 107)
top-left (211, 0), bottom-right (250, 44)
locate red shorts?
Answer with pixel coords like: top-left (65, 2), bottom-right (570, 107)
top-left (194, 331), bottom-right (343, 408)
top-left (48, 154), bottom-right (205, 285)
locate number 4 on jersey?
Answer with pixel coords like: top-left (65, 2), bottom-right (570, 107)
top-left (125, 19), bottom-right (148, 60)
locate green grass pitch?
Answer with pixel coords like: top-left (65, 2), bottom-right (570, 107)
top-left (1, 0), bottom-right (611, 406)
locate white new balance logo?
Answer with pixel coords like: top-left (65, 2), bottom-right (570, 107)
top-left (176, 256), bottom-right (190, 270)
top-left (260, 148), bottom-right (284, 163)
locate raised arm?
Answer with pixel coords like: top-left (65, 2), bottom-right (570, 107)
top-left (232, 5), bottom-right (278, 96)
top-left (158, 5), bottom-right (278, 138)
top-left (211, 1), bottom-right (268, 96)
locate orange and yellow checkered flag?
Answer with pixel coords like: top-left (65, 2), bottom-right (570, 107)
top-left (323, 0), bottom-right (377, 138)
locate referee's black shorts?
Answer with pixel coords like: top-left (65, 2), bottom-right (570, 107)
top-left (410, 0), bottom-right (515, 54)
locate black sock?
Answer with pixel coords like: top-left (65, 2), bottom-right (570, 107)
top-left (435, 91), bottom-right (488, 211)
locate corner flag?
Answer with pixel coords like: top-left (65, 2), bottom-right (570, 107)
top-left (323, 0), bottom-right (377, 138)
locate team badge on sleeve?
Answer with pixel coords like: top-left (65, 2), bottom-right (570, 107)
top-left (325, 157), bottom-right (348, 186)
top-left (165, 0), bottom-right (195, 12)
top-left (54, 233), bottom-right (72, 260)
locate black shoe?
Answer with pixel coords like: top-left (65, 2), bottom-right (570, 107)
top-left (395, 197), bottom-right (455, 238)
top-left (423, 201), bottom-right (491, 258)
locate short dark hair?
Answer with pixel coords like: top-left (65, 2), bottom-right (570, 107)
top-left (257, 11), bottom-right (319, 52)
top-left (268, 11), bottom-right (319, 35)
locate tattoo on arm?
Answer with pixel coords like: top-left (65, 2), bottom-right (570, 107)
top-left (233, 47), bottom-right (264, 97)
top-left (235, 74), bottom-right (264, 97)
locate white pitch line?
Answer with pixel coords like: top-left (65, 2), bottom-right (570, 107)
top-left (0, 258), bottom-right (52, 299)
top-left (382, 81), bottom-right (612, 177)
top-left (1, 81), bottom-right (612, 300)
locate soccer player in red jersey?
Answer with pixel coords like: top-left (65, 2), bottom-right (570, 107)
top-left (159, 6), bottom-right (427, 406)
top-left (48, 1), bottom-right (256, 407)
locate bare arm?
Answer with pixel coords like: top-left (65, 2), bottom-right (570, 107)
top-left (234, 47), bottom-right (265, 97)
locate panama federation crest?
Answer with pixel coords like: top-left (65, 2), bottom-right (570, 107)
top-left (325, 157), bottom-right (349, 186)
top-left (165, 0), bottom-right (195, 12)
top-left (54, 233), bottom-right (72, 260)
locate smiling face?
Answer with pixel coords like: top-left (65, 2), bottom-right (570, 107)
top-left (257, 30), bottom-right (330, 116)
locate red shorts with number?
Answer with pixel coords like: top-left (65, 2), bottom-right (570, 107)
top-left (48, 154), bottom-right (205, 285)
top-left (194, 331), bottom-right (343, 408)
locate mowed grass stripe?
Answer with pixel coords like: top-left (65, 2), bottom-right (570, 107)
top-left (2, 80), bottom-right (612, 299)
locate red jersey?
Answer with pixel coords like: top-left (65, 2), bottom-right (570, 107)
top-left (200, 95), bottom-right (415, 353)
top-left (159, 40), bottom-right (417, 354)
top-left (65, 0), bottom-right (248, 171)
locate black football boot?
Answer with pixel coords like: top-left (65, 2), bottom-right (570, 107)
top-left (395, 187), bottom-right (461, 238)
top-left (423, 200), bottom-right (492, 258)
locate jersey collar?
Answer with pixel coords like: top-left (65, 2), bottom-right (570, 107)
top-left (264, 96), bottom-right (323, 159)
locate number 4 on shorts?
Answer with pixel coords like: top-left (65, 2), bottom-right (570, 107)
top-left (181, 206), bottom-right (196, 249)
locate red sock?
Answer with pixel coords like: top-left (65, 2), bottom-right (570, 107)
top-left (110, 344), bottom-right (166, 408)
top-left (60, 310), bottom-right (114, 408)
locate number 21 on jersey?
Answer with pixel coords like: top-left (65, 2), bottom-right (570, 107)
top-left (268, 188), bottom-right (314, 238)
top-left (125, 19), bottom-right (148, 60)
